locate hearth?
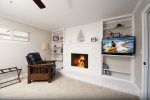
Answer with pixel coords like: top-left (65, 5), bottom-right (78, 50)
top-left (71, 53), bottom-right (88, 68)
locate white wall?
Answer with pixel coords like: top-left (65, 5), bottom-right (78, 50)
top-left (64, 23), bottom-right (101, 43)
top-left (63, 22), bottom-right (102, 78)
top-left (0, 17), bottom-right (51, 77)
top-left (62, 22), bottom-right (139, 96)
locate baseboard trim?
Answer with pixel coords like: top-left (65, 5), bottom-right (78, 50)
top-left (134, 82), bottom-right (141, 97)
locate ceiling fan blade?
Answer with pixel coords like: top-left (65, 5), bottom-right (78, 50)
top-left (33, 0), bottom-right (46, 9)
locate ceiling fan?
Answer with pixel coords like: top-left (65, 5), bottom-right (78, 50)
top-left (33, 0), bottom-right (73, 9)
top-left (33, 0), bottom-right (46, 9)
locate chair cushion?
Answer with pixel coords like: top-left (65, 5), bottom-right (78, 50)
top-left (28, 54), bottom-right (36, 64)
top-left (36, 60), bottom-right (44, 64)
top-left (33, 52), bottom-right (43, 62)
top-left (26, 56), bottom-right (31, 65)
top-left (26, 52), bottom-right (44, 65)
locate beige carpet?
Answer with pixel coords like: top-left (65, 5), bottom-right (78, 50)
top-left (0, 72), bottom-right (139, 100)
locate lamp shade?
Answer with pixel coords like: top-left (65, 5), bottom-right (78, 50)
top-left (41, 43), bottom-right (49, 51)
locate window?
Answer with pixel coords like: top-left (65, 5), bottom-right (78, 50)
top-left (0, 27), bottom-right (11, 40)
top-left (0, 25), bottom-right (30, 42)
top-left (13, 31), bottom-right (29, 42)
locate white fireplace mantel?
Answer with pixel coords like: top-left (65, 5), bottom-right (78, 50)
top-left (63, 42), bottom-right (101, 45)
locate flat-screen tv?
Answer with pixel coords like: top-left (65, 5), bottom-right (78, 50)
top-left (102, 36), bottom-right (136, 55)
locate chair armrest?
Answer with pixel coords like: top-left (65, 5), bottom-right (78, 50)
top-left (45, 61), bottom-right (56, 67)
top-left (28, 64), bottom-right (52, 68)
top-left (45, 60), bottom-right (56, 63)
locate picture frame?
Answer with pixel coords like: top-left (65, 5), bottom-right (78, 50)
top-left (91, 37), bottom-right (97, 42)
top-left (53, 36), bottom-right (59, 41)
top-left (113, 33), bottom-right (120, 38)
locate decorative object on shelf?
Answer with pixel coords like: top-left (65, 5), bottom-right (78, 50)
top-left (54, 45), bottom-right (57, 47)
top-left (103, 63), bottom-right (109, 69)
top-left (54, 50), bottom-right (57, 53)
top-left (121, 33), bottom-right (131, 37)
top-left (91, 37), bottom-right (97, 42)
top-left (102, 63), bottom-right (111, 75)
top-left (59, 37), bottom-right (63, 41)
top-left (53, 36), bottom-right (59, 41)
top-left (113, 32), bottom-right (120, 38)
top-left (105, 31), bottom-right (113, 38)
top-left (77, 30), bottom-right (85, 42)
top-left (41, 43), bottom-right (49, 61)
top-left (61, 49), bottom-right (63, 53)
top-left (105, 70), bottom-right (111, 75)
top-left (115, 23), bottom-right (124, 28)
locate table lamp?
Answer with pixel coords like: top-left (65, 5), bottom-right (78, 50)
top-left (41, 43), bottom-right (49, 61)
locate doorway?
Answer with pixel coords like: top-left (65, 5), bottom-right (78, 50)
top-left (142, 3), bottom-right (150, 100)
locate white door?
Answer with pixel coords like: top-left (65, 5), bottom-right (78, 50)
top-left (142, 4), bottom-right (150, 100)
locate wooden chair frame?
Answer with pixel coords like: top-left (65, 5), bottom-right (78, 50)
top-left (28, 63), bottom-right (52, 83)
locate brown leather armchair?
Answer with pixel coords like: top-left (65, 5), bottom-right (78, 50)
top-left (26, 52), bottom-right (56, 83)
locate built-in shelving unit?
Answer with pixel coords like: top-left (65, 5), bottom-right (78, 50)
top-left (101, 15), bottom-right (134, 81)
top-left (51, 29), bottom-right (64, 68)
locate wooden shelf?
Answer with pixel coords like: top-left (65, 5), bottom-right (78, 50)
top-left (52, 52), bottom-right (63, 55)
top-left (53, 41), bottom-right (63, 43)
top-left (103, 25), bottom-right (131, 31)
top-left (53, 47), bottom-right (63, 49)
top-left (63, 42), bottom-right (101, 45)
top-left (102, 54), bottom-right (135, 58)
top-left (102, 74), bottom-right (131, 82)
top-left (102, 15), bottom-right (133, 81)
top-left (102, 69), bottom-right (130, 75)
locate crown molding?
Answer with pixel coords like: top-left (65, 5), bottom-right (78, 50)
top-left (133, 0), bottom-right (143, 14)
top-left (0, 14), bottom-right (51, 32)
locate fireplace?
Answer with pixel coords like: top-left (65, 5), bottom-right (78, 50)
top-left (71, 53), bottom-right (88, 68)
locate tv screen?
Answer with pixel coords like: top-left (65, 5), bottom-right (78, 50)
top-left (102, 36), bottom-right (136, 55)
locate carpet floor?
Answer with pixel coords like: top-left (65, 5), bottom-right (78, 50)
top-left (0, 72), bottom-right (139, 100)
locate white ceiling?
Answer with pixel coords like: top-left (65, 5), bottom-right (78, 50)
top-left (0, 0), bottom-right (139, 31)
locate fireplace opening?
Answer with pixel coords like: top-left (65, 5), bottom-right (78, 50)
top-left (71, 53), bottom-right (88, 68)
